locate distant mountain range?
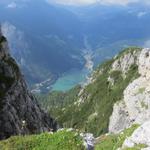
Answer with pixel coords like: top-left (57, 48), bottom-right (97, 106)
top-left (1, 0), bottom-right (150, 92)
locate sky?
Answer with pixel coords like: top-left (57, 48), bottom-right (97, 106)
top-left (0, 0), bottom-right (150, 7)
top-left (46, 0), bottom-right (150, 6)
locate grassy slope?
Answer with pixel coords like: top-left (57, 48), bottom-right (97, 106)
top-left (36, 85), bottom-right (81, 122)
top-left (0, 130), bottom-right (85, 150)
top-left (37, 47), bottom-right (142, 137)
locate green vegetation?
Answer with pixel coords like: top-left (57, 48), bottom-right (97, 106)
top-left (0, 130), bottom-right (85, 150)
top-left (123, 144), bottom-right (147, 150)
top-left (37, 47), bottom-right (142, 137)
top-left (36, 85), bottom-right (81, 121)
top-left (37, 85), bottom-right (81, 108)
top-left (54, 59), bottom-right (140, 136)
top-left (138, 87), bottom-right (145, 94)
top-left (95, 124), bottom-right (140, 150)
top-left (116, 47), bottom-right (142, 59)
top-left (141, 101), bottom-right (148, 109)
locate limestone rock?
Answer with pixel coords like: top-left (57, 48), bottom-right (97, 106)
top-left (109, 101), bottom-right (131, 133)
top-left (80, 133), bottom-right (95, 150)
top-left (109, 48), bottom-right (150, 133)
top-left (122, 121), bottom-right (150, 149)
top-left (112, 49), bottom-right (140, 74)
top-left (139, 48), bottom-right (150, 79)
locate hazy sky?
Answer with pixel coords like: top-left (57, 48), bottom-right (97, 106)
top-left (47, 0), bottom-right (150, 6)
top-left (1, 0), bottom-right (150, 7)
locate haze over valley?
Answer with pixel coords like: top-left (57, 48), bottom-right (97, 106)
top-left (2, 0), bottom-right (150, 150)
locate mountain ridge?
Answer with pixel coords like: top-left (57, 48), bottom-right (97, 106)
top-left (0, 29), bottom-right (57, 140)
top-left (38, 47), bottom-right (150, 149)
top-left (1, 43), bottom-right (150, 149)
top-left (37, 47), bottom-right (141, 137)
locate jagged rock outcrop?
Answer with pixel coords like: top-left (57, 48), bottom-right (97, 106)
top-left (109, 48), bottom-right (150, 134)
top-left (112, 49), bottom-right (140, 74)
top-left (0, 29), bottom-right (57, 140)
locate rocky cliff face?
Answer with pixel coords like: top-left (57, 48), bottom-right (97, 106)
top-left (0, 30), bottom-right (57, 140)
top-left (109, 48), bottom-right (150, 134)
top-left (106, 48), bottom-right (150, 149)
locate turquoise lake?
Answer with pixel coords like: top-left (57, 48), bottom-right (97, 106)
top-left (52, 69), bottom-right (89, 92)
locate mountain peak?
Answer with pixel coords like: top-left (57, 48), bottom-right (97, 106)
top-left (0, 28), bottom-right (9, 59)
top-left (0, 35), bottom-right (57, 140)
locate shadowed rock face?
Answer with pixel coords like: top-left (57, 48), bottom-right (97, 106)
top-left (0, 29), bottom-right (57, 140)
